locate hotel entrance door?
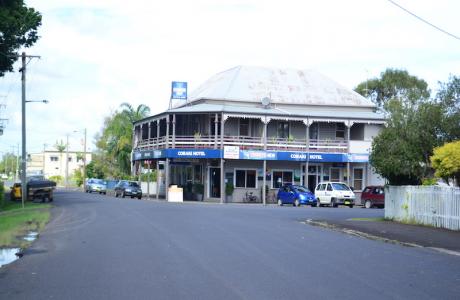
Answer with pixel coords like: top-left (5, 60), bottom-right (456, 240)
top-left (208, 167), bottom-right (221, 198)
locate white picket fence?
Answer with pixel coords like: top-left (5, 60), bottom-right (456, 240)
top-left (385, 186), bottom-right (460, 231)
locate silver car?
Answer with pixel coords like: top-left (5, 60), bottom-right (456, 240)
top-left (86, 178), bottom-right (107, 194)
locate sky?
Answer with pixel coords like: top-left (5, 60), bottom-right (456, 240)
top-left (0, 0), bottom-right (459, 155)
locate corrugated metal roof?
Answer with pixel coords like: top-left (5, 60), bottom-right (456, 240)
top-left (186, 66), bottom-right (375, 108)
top-left (136, 103), bottom-right (384, 123)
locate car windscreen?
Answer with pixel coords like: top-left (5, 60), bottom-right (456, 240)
top-left (128, 182), bottom-right (139, 187)
top-left (94, 179), bottom-right (106, 184)
top-left (293, 186), bottom-right (310, 193)
top-left (332, 183), bottom-right (350, 191)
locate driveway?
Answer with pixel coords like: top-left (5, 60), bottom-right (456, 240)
top-left (0, 190), bottom-right (459, 299)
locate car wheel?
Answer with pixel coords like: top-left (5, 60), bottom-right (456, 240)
top-left (122, 192), bottom-right (126, 198)
top-left (349, 204), bottom-right (354, 208)
top-left (138, 196), bottom-right (142, 200)
top-left (330, 198), bottom-right (337, 208)
top-left (311, 202), bottom-right (317, 207)
top-left (115, 192), bottom-right (118, 197)
top-left (103, 192), bottom-right (107, 195)
top-left (277, 199), bottom-right (283, 206)
top-left (317, 198), bottom-right (322, 207)
top-left (294, 199), bottom-right (300, 207)
top-left (364, 200), bottom-right (372, 209)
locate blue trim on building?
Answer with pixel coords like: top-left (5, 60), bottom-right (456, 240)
top-left (132, 149), bottom-right (369, 163)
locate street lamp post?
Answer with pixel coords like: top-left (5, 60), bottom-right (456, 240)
top-left (21, 97), bottom-right (49, 208)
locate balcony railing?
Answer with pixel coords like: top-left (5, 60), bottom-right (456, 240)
top-left (135, 135), bottom-right (348, 153)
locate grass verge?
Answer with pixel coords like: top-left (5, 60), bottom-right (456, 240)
top-left (0, 201), bottom-right (52, 248)
top-left (348, 217), bottom-right (386, 222)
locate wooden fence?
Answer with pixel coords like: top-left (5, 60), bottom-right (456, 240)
top-left (385, 186), bottom-right (460, 231)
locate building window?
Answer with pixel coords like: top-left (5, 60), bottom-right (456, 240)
top-left (272, 170), bottom-right (293, 188)
top-left (309, 123), bottom-right (319, 140)
top-left (336, 123), bottom-right (345, 139)
top-left (330, 168), bottom-right (340, 182)
top-left (353, 168), bottom-right (364, 191)
top-left (277, 121), bottom-right (289, 139)
top-left (239, 119), bottom-right (250, 136)
top-left (50, 156), bottom-right (58, 162)
top-left (234, 169), bottom-right (257, 188)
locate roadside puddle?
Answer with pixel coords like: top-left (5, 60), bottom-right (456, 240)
top-left (0, 231), bottom-right (39, 267)
top-left (0, 248), bottom-right (21, 268)
top-left (23, 232), bottom-right (38, 242)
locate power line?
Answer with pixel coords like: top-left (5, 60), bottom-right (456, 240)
top-left (386, 0), bottom-right (460, 41)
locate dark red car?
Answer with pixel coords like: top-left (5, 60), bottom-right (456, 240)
top-left (361, 186), bottom-right (385, 208)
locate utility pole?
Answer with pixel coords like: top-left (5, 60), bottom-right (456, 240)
top-left (15, 143), bottom-right (19, 182)
top-left (4, 51), bottom-right (46, 203)
top-left (17, 52), bottom-right (40, 209)
top-left (82, 128), bottom-right (87, 191)
top-left (42, 143), bottom-right (47, 177)
top-left (65, 133), bottom-right (69, 188)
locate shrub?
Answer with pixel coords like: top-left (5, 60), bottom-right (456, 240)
top-left (422, 177), bottom-right (438, 186)
top-left (49, 175), bottom-right (63, 184)
top-left (225, 183), bottom-right (234, 196)
top-left (193, 183), bottom-right (204, 194)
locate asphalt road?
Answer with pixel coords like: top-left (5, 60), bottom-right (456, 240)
top-left (1, 191), bottom-right (459, 300)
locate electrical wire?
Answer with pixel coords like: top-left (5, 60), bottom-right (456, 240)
top-left (386, 0), bottom-right (460, 41)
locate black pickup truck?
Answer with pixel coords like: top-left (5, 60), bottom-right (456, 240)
top-left (11, 176), bottom-right (57, 202)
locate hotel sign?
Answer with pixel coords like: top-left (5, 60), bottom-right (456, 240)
top-left (171, 81), bottom-right (187, 100)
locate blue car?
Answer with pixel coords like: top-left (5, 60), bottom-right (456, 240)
top-left (277, 184), bottom-right (317, 207)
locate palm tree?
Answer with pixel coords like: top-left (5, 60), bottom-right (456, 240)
top-left (55, 140), bottom-right (66, 177)
top-left (97, 103), bottom-right (151, 177)
top-left (120, 103), bottom-right (150, 123)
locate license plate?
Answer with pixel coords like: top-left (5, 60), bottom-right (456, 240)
top-left (344, 201), bottom-right (350, 205)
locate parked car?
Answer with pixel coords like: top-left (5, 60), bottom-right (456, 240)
top-left (277, 184), bottom-right (317, 207)
top-left (361, 186), bottom-right (385, 208)
top-left (315, 182), bottom-right (355, 208)
top-left (114, 180), bottom-right (142, 199)
top-left (86, 178), bottom-right (107, 194)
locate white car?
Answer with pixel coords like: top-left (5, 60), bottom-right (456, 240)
top-left (314, 182), bottom-right (355, 208)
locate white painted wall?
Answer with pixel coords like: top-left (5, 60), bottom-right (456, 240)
top-left (349, 141), bottom-right (372, 154)
top-left (364, 124), bottom-right (382, 141)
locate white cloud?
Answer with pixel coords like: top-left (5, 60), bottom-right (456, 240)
top-left (0, 0), bottom-right (459, 154)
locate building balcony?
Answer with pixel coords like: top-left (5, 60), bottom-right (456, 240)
top-left (135, 135), bottom-right (349, 153)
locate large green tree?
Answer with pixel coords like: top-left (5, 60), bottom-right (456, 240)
top-left (94, 103), bottom-right (150, 178)
top-left (436, 75), bottom-right (460, 142)
top-left (370, 98), bottom-right (442, 185)
top-left (355, 68), bottom-right (430, 109)
top-left (356, 69), bottom-right (444, 185)
top-left (0, 0), bottom-right (42, 76)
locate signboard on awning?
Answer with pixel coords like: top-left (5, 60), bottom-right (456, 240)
top-left (223, 146), bottom-right (240, 159)
top-left (132, 148), bottom-right (369, 163)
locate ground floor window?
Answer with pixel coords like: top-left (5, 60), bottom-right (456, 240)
top-left (353, 168), bottom-right (364, 191)
top-left (330, 168), bottom-right (340, 182)
top-left (272, 170), bottom-right (293, 188)
top-left (235, 169), bottom-right (257, 188)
